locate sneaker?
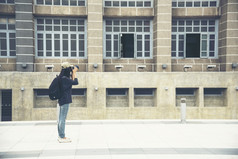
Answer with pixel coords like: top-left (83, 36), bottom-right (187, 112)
top-left (58, 137), bottom-right (72, 143)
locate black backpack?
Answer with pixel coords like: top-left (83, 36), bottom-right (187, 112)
top-left (49, 75), bottom-right (63, 100)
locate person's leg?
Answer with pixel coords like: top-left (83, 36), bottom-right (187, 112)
top-left (58, 104), bottom-right (69, 138)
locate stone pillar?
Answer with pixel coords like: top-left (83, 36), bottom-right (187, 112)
top-left (15, 0), bottom-right (34, 72)
top-left (87, 0), bottom-right (103, 72)
top-left (153, 0), bottom-right (172, 72)
top-left (219, 1), bottom-right (238, 71)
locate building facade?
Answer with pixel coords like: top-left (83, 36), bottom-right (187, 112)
top-left (0, 0), bottom-right (237, 121)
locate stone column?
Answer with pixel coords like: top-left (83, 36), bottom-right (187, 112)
top-left (87, 0), bottom-right (103, 72)
top-left (15, 0), bottom-right (34, 72)
top-left (153, 0), bottom-right (172, 72)
top-left (219, 0), bottom-right (238, 71)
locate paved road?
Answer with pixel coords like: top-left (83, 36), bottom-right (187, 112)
top-left (0, 120), bottom-right (238, 159)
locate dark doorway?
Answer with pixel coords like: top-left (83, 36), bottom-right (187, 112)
top-left (1, 90), bottom-right (12, 121)
top-left (121, 34), bottom-right (134, 58)
top-left (186, 34), bottom-right (200, 58)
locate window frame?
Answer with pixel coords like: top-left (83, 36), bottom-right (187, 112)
top-left (0, 17), bottom-right (16, 58)
top-left (171, 19), bottom-right (218, 59)
top-left (172, 0), bottom-right (219, 8)
top-left (106, 88), bottom-right (128, 96)
top-left (103, 19), bottom-right (153, 59)
top-left (35, 0), bottom-right (87, 6)
top-left (104, 0), bottom-right (153, 8)
top-left (35, 17), bottom-right (87, 59)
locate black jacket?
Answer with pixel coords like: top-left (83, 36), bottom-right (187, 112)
top-left (58, 76), bottom-right (78, 106)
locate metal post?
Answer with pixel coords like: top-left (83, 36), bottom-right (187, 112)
top-left (181, 98), bottom-right (186, 124)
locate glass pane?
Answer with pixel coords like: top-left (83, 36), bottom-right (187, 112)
top-left (9, 39), bottom-right (15, 50)
top-left (79, 40), bottom-right (84, 51)
top-left (10, 51), bottom-right (16, 56)
top-left (105, 1), bottom-right (111, 6)
top-left (202, 40), bottom-right (207, 51)
top-left (54, 0), bottom-right (60, 5)
top-left (121, 1), bottom-right (127, 7)
top-left (186, 1), bottom-right (192, 7)
top-left (113, 1), bottom-right (119, 6)
top-left (78, 1), bottom-right (85, 6)
top-left (172, 27), bottom-right (177, 32)
top-left (172, 2), bottom-right (177, 7)
top-left (172, 41), bottom-right (176, 51)
top-left (210, 1), bottom-right (217, 7)
top-left (62, 0), bottom-right (68, 5)
top-left (137, 41), bottom-right (142, 51)
top-left (144, 1), bottom-right (151, 7)
top-left (209, 41), bottom-right (214, 51)
top-left (71, 0), bottom-right (77, 6)
top-left (0, 39), bottom-right (7, 50)
top-left (106, 41), bottom-right (111, 51)
top-left (55, 52), bottom-right (60, 56)
top-left (179, 41), bottom-right (184, 51)
top-left (71, 40), bottom-right (76, 50)
top-left (178, 2), bottom-right (185, 7)
top-left (145, 41), bottom-right (150, 51)
top-left (209, 52), bottom-right (214, 57)
top-left (55, 40), bottom-right (60, 50)
top-left (137, 1), bottom-right (143, 7)
top-left (194, 1), bottom-right (200, 7)
top-left (37, 0), bottom-right (43, 4)
top-left (0, 24), bottom-right (6, 30)
top-left (179, 52), bottom-right (184, 57)
top-left (172, 52), bottom-right (176, 57)
top-left (63, 41), bottom-right (68, 51)
top-left (210, 35), bottom-right (215, 39)
top-left (45, 0), bottom-right (52, 5)
top-left (209, 27), bottom-right (215, 32)
top-left (202, 1), bottom-right (208, 7)
top-left (46, 40), bottom-right (52, 50)
top-left (129, 1), bottom-right (135, 7)
top-left (38, 40), bottom-right (43, 50)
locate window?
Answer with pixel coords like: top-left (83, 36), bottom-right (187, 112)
top-left (104, 0), bottom-right (152, 7)
top-left (107, 88), bottom-right (128, 96)
top-left (172, 0), bottom-right (219, 8)
top-left (176, 88), bottom-right (198, 107)
top-left (172, 19), bottom-right (218, 58)
top-left (104, 19), bottom-right (152, 59)
top-left (106, 88), bottom-right (129, 107)
top-left (0, 17), bottom-right (16, 58)
top-left (204, 88), bottom-right (227, 107)
top-left (35, 89), bottom-right (49, 96)
top-left (204, 88), bottom-right (225, 96)
top-left (35, 18), bottom-right (87, 58)
top-left (72, 89), bottom-right (86, 96)
top-left (134, 88), bottom-right (154, 96)
top-left (0, 0), bottom-right (14, 4)
top-left (134, 88), bottom-right (155, 107)
top-left (35, 0), bottom-right (86, 6)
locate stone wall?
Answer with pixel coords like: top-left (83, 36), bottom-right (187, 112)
top-left (0, 72), bottom-right (237, 120)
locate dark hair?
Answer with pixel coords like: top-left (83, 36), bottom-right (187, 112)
top-left (59, 67), bottom-right (71, 78)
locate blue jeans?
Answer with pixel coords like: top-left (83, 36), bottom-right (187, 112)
top-left (58, 104), bottom-right (69, 138)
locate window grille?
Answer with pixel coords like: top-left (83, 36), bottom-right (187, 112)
top-left (35, 18), bottom-right (87, 58)
top-left (171, 19), bottom-right (218, 59)
top-left (172, 0), bottom-right (219, 8)
top-left (104, 19), bottom-right (152, 59)
top-left (0, 17), bottom-right (16, 57)
top-left (35, 0), bottom-right (86, 6)
top-left (104, 0), bottom-right (153, 7)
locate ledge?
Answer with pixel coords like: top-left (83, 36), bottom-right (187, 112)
top-left (0, 4), bottom-right (15, 15)
top-left (172, 7), bottom-right (220, 18)
top-left (34, 5), bottom-right (87, 17)
top-left (104, 7), bottom-right (154, 18)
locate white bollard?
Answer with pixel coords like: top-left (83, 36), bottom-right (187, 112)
top-left (181, 98), bottom-right (186, 124)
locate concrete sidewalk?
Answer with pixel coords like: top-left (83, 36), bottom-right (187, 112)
top-left (0, 120), bottom-right (238, 159)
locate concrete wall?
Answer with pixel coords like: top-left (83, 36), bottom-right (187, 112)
top-left (0, 72), bottom-right (237, 121)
